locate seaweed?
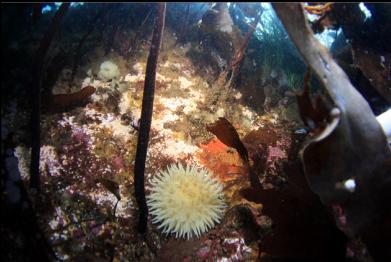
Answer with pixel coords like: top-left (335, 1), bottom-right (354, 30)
top-left (206, 117), bottom-right (261, 189)
top-left (133, 3), bottom-right (166, 235)
top-left (43, 85), bottom-right (96, 113)
top-left (30, 3), bottom-right (70, 190)
top-left (70, 5), bottom-right (108, 83)
top-left (125, 9), bottom-right (153, 59)
top-left (225, 9), bottom-right (263, 89)
top-left (273, 3), bottom-right (391, 260)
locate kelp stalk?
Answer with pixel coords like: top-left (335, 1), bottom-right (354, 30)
top-left (174, 4), bottom-right (190, 47)
top-left (226, 9), bottom-right (263, 88)
top-left (134, 3), bottom-right (166, 234)
top-left (30, 3), bottom-right (69, 190)
top-left (126, 9), bottom-right (153, 59)
top-left (71, 5), bottom-right (108, 82)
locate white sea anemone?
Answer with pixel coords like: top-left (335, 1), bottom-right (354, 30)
top-left (98, 61), bottom-right (120, 81)
top-left (147, 163), bottom-right (226, 239)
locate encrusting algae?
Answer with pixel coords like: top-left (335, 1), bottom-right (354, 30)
top-left (3, 2), bottom-right (390, 261)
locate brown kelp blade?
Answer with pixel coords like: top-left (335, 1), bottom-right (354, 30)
top-left (96, 178), bottom-right (121, 201)
top-left (273, 4), bottom-right (391, 258)
top-left (206, 117), bottom-right (261, 189)
top-left (297, 68), bottom-right (334, 131)
top-left (273, 2), bottom-right (390, 205)
top-left (43, 85), bottom-right (96, 113)
top-left (206, 117), bottom-right (249, 162)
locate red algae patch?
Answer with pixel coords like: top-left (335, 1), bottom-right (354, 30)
top-left (196, 138), bottom-right (247, 183)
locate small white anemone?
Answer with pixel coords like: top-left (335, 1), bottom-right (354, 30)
top-left (98, 61), bottom-right (120, 82)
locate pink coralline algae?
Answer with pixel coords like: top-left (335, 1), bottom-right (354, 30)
top-left (242, 127), bottom-right (292, 177)
top-left (196, 245), bottom-right (211, 260)
top-left (59, 123), bottom-right (118, 187)
top-left (40, 145), bottom-right (63, 177)
top-left (332, 204), bottom-right (347, 229)
top-left (267, 146), bottom-right (286, 163)
top-left (71, 127), bottom-right (91, 145)
top-left (112, 156), bottom-right (125, 171)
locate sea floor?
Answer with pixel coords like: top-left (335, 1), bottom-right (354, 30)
top-left (2, 36), bottom-right (349, 261)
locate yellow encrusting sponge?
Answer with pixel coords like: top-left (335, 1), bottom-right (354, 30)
top-left (147, 163), bottom-right (226, 239)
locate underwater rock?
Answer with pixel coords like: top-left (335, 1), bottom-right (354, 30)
top-left (192, 3), bottom-right (244, 79)
top-left (352, 48), bottom-right (391, 103)
top-left (242, 126), bottom-right (292, 181)
top-left (224, 203), bottom-right (265, 243)
top-left (241, 166), bottom-right (348, 260)
top-left (333, 45), bottom-right (389, 114)
top-left (158, 206), bottom-right (260, 261)
top-left (201, 3), bottom-right (234, 33)
top-left (8, 3), bottom-right (391, 261)
top-left (120, 113), bottom-right (139, 131)
top-left (3, 148), bottom-right (22, 204)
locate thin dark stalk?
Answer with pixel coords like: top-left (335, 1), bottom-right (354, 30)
top-left (126, 9), bottom-right (153, 59)
top-left (226, 9), bottom-right (263, 88)
top-left (134, 3), bottom-right (166, 234)
top-left (174, 4), bottom-right (190, 47)
top-left (30, 3), bottom-right (70, 190)
top-left (70, 5), bottom-right (107, 83)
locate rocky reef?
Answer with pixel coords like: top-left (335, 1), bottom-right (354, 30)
top-left (1, 3), bottom-right (389, 261)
